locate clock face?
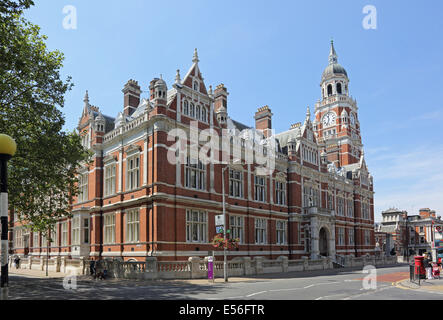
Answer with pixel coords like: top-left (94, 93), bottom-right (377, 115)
top-left (322, 112), bottom-right (336, 127)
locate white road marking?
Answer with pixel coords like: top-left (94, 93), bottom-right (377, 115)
top-left (246, 290), bottom-right (267, 297)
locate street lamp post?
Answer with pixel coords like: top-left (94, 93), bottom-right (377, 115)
top-left (0, 134), bottom-right (17, 300)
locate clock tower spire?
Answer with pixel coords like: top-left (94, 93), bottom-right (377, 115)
top-left (314, 41), bottom-right (363, 167)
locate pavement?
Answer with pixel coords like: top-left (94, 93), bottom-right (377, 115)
top-left (396, 276), bottom-right (443, 295)
top-left (8, 267), bottom-right (69, 279)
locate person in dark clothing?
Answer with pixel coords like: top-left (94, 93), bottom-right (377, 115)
top-left (423, 253), bottom-right (433, 279)
top-left (14, 256), bottom-right (20, 269)
top-left (89, 260), bottom-right (96, 277)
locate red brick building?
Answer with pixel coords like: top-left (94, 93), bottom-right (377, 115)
top-left (10, 42), bottom-right (375, 262)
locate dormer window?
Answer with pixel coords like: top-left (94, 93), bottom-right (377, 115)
top-left (193, 81), bottom-right (199, 91)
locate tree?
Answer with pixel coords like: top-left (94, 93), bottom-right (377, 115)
top-left (0, 0), bottom-right (90, 246)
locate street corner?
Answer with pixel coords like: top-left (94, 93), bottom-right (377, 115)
top-left (395, 279), bottom-right (420, 290)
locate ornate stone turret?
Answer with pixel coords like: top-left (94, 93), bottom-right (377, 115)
top-left (149, 75), bottom-right (168, 109)
top-left (95, 112), bottom-right (105, 133)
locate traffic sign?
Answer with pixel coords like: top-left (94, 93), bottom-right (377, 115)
top-left (215, 215), bottom-right (224, 227)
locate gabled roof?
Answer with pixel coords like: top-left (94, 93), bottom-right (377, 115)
top-left (181, 49), bottom-right (208, 95)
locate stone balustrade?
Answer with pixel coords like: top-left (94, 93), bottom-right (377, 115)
top-left (9, 254), bottom-right (399, 279)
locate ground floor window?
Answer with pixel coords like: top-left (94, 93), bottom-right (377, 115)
top-left (337, 227), bottom-right (345, 245)
top-left (61, 222), bottom-right (68, 247)
top-left (255, 218), bottom-right (267, 244)
top-left (276, 221), bottom-right (287, 244)
top-left (364, 230), bottom-right (371, 245)
top-left (348, 229), bottom-right (354, 245)
top-left (126, 209), bottom-right (140, 243)
top-left (186, 210), bottom-right (208, 243)
top-left (104, 214), bottom-right (116, 244)
top-left (229, 215), bottom-right (243, 243)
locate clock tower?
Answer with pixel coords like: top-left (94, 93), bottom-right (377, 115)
top-left (314, 41), bottom-right (363, 167)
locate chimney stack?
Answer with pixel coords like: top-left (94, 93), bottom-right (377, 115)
top-left (122, 79), bottom-right (141, 116)
top-left (214, 84), bottom-right (228, 113)
top-left (255, 106), bottom-right (273, 138)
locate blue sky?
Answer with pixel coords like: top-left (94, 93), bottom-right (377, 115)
top-left (25, 0), bottom-right (443, 222)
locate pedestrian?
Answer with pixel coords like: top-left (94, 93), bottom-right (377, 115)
top-left (14, 256), bottom-right (20, 270)
top-left (423, 253), bottom-right (433, 280)
top-left (89, 259), bottom-right (96, 277)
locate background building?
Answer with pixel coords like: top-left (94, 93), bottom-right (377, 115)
top-left (11, 43), bottom-right (376, 262)
top-left (376, 208), bottom-right (442, 260)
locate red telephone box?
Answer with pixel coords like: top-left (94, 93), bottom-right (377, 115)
top-left (415, 256), bottom-right (426, 279)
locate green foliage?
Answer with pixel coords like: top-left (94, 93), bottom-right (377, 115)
top-left (0, 1), bottom-right (90, 240)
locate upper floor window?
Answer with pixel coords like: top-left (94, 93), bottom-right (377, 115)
top-left (201, 107), bottom-right (207, 122)
top-left (104, 164), bottom-right (116, 196)
top-left (303, 186), bottom-right (320, 207)
top-left (193, 81), bottom-right (199, 91)
top-left (196, 105), bottom-right (201, 120)
top-left (190, 103), bottom-right (195, 118)
top-left (229, 169), bottom-right (243, 198)
top-left (337, 197), bottom-right (344, 216)
top-left (275, 180), bottom-right (286, 205)
top-left (362, 202), bottom-right (370, 220)
top-left (327, 193), bottom-right (334, 210)
top-left (183, 100), bottom-right (189, 115)
top-left (185, 157), bottom-right (205, 191)
top-left (127, 155), bottom-right (140, 191)
top-left (347, 199), bottom-right (354, 217)
top-left (81, 133), bottom-right (90, 149)
top-left (78, 173), bottom-right (88, 203)
top-left (254, 176), bottom-right (266, 202)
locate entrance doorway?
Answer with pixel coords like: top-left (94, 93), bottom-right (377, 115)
top-left (319, 228), bottom-right (328, 257)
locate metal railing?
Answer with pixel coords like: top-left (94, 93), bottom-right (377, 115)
top-left (410, 264), bottom-right (423, 285)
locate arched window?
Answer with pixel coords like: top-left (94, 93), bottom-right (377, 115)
top-left (196, 105), bottom-right (200, 120)
top-left (190, 103), bottom-right (195, 117)
top-left (193, 81), bottom-right (199, 91)
top-left (327, 84), bottom-right (333, 96)
top-left (183, 101), bottom-right (189, 115)
top-left (336, 83), bottom-right (342, 94)
top-left (201, 107), bottom-right (207, 122)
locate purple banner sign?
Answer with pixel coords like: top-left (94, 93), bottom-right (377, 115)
top-left (208, 256), bottom-right (214, 280)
